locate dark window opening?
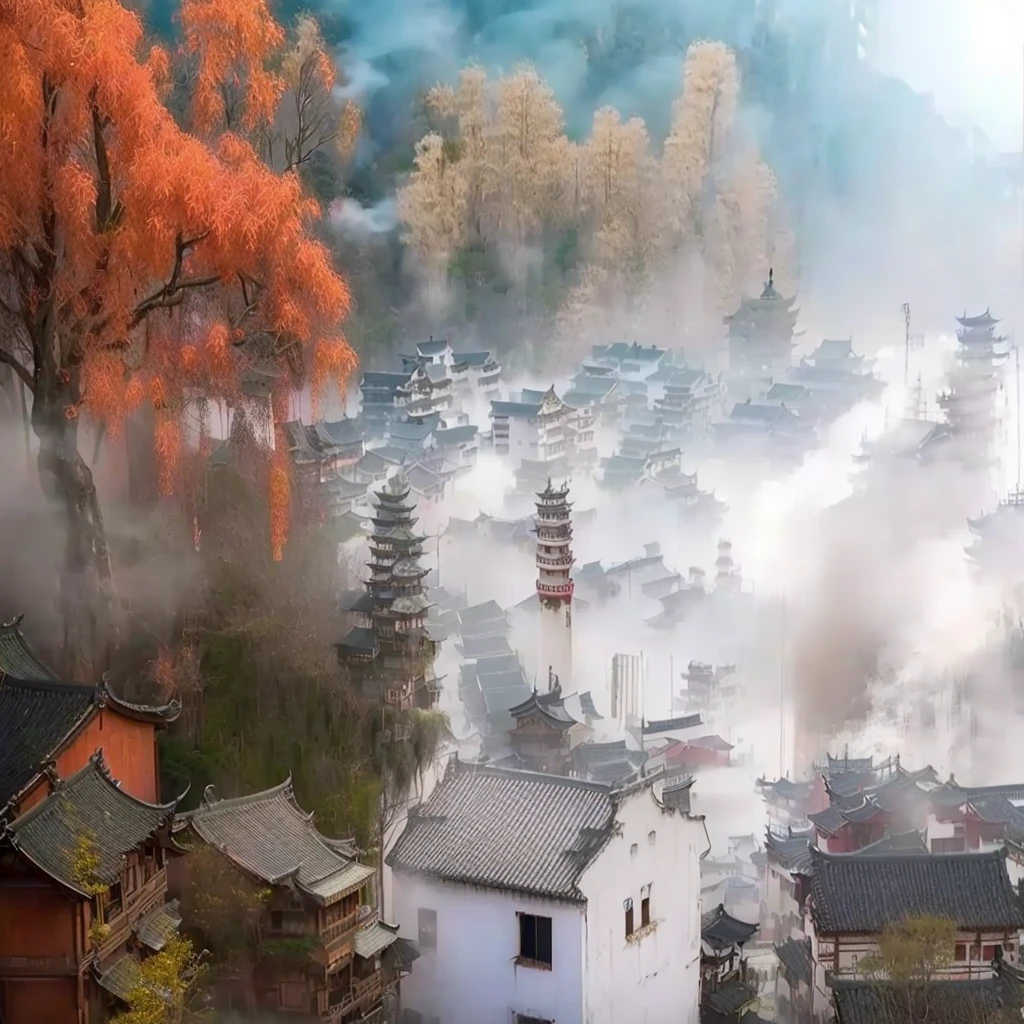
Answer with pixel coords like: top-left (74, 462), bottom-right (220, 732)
top-left (518, 913), bottom-right (553, 966)
top-left (625, 898), bottom-right (634, 937)
top-left (641, 897), bottom-right (650, 928)
top-left (418, 908), bottom-right (437, 950)
top-left (107, 882), bottom-right (123, 919)
top-left (955, 944), bottom-right (967, 961)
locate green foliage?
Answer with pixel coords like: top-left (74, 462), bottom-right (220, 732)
top-left (259, 936), bottom-right (319, 966)
top-left (859, 914), bottom-right (956, 982)
top-left (109, 937), bottom-right (208, 1024)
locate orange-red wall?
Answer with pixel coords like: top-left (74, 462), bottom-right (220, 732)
top-left (0, 885), bottom-right (76, 958)
top-left (19, 709), bottom-right (158, 814)
top-left (2, 977), bottom-right (78, 1024)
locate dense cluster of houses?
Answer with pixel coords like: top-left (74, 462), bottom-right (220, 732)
top-left (756, 753), bottom-right (1024, 1023)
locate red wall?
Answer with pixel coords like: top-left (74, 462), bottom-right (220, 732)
top-left (0, 884), bottom-right (77, 959)
top-left (2, 977), bottom-right (78, 1024)
top-left (19, 709), bottom-right (158, 814)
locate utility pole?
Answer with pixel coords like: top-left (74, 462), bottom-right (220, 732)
top-left (902, 302), bottom-right (911, 394)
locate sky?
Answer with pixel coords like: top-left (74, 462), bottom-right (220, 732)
top-left (878, 0), bottom-right (1024, 152)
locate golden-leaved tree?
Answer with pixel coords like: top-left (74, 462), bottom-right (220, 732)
top-left (0, 0), bottom-right (356, 678)
top-left (401, 42), bottom-right (795, 344)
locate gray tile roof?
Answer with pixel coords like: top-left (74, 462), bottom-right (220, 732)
top-left (354, 920), bottom-right (399, 959)
top-left (810, 848), bottom-right (1024, 934)
top-left (0, 623), bottom-right (59, 681)
top-left (0, 678), bottom-right (97, 809)
top-left (830, 978), bottom-right (1011, 1024)
top-left (774, 937), bottom-right (812, 986)
top-left (5, 753), bottom-right (176, 894)
top-left (96, 954), bottom-right (143, 1003)
top-left (188, 779), bottom-right (375, 906)
top-left (457, 634), bottom-right (513, 659)
top-left (387, 759), bottom-right (621, 900)
top-left (136, 898), bottom-right (182, 951)
top-left (701, 903), bottom-right (759, 948)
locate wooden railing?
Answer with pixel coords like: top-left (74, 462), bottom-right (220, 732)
top-left (98, 869), bottom-right (168, 959)
top-left (0, 955), bottom-right (78, 976)
top-left (320, 970), bottom-right (387, 1021)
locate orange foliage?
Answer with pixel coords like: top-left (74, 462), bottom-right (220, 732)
top-left (180, 0), bottom-right (285, 133)
top-left (310, 335), bottom-right (358, 417)
top-left (269, 387), bottom-right (291, 560)
top-left (0, 0), bottom-right (356, 561)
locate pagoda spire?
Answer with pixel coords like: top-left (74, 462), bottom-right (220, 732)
top-left (534, 478), bottom-right (574, 693)
top-left (336, 470), bottom-right (440, 709)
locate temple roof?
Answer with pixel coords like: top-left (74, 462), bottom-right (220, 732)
top-left (759, 777), bottom-right (814, 803)
top-left (453, 350), bottom-right (493, 367)
top-left (491, 399), bottom-right (542, 419)
top-left (136, 898), bottom-right (183, 952)
top-left (459, 600), bottom-right (505, 625)
top-left (831, 977), bottom-right (1013, 1024)
top-left (2, 752), bottom-right (177, 896)
top-left (188, 779), bottom-right (374, 906)
top-left (387, 758), bottom-right (625, 901)
top-left (705, 978), bottom-right (758, 1016)
top-left (361, 371), bottom-right (408, 389)
top-left (434, 424), bottom-right (478, 446)
top-left (0, 655), bottom-right (179, 813)
top-left (416, 337), bottom-right (450, 357)
top-left (457, 634), bottom-right (513, 659)
top-left (0, 623), bottom-right (60, 682)
top-left (0, 679), bottom-right (97, 810)
top-left (765, 382), bottom-right (808, 403)
top-left (809, 848), bottom-right (1024, 934)
top-left (956, 310), bottom-right (999, 329)
top-left (701, 903), bottom-right (758, 949)
top-left (340, 589), bottom-right (376, 615)
top-left (509, 687), bottom-right (579, 729)
top-left (854, 830), bottom-right (929, 856)
top-left (643, 713), bottom-right (702, 735)
top-left (775, 937), bottom-right (812, 986)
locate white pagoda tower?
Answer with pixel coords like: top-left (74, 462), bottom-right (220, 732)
top-left (534, 480), bottom-right (575, 691)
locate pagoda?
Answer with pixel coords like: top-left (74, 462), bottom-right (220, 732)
top-left (724, 268), bottom-right (800, 401)
top-left (534, 480), bottom-right (575, 691)
top-left (936, 309), bottom-right (1008, 468)
top-left (336, 472), bottom-right (441, 709)
top-left (714, 539), bottom-right (741, 592)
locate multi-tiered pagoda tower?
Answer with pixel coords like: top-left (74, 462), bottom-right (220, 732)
top-left (724, 269), bottom-right (800, 402)
top-left (714, 539), bottom-right (741, 592)
top-left (336, 472), bottom-right (440, 709)
top-left (937, 309), bottom-right (1008, 468)
top-left (535, 480), bottom-right (575, 691)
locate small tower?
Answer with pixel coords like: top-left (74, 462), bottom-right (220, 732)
top-left (336, 472), bottom-right (440, 709)
top-left (535, 479), bottom-right (575, 692)
top-left (715, 539), bottom-right (740, 592)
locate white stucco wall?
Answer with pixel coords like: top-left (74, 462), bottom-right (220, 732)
top-left (392, 873), bottom-right (585, 1024)
top-left (578, 789), bottom-right (706, 1024)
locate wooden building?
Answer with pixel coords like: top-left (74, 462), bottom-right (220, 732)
top-left (0, 753), bottom-right (180, 1024)
top-left (184, 780), bottom-right (415, 1023)
top-left (700, 903), bottom-right (760, 1023)
top-left (505, 684), bottom-right (592, 775)
top-left (0, 617), bottom-right (182, 1024)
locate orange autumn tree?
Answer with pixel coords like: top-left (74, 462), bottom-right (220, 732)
top-left (0, 0), bottom-right (355, 679)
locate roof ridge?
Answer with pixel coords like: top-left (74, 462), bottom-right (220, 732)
top-left (197, 777), bottom-right (294, 813)
top-left (0, 676), bottom-right (98, 696)
top-left (452, 756), bottom-right (613, 794)
top-left (8, 750), bottom-right (178, 832)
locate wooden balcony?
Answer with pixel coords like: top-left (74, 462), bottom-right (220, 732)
top-left (318, 906), bottom-right (376, 970)
top-left (98, 869), bottom-right (168, 960)
top-left (320, 970), bottom-right (390, 1022)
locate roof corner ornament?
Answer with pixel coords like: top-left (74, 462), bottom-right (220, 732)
top-left (96, 677), bottom-right (110, 707)
top-left (1, 613), bottom-right (24, 630)
top-left (202, 784), bottom-right (218, 806)
top-left (42, 760), bottom-right (61, 790)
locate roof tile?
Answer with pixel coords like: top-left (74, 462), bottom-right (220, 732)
top-left (810, 849), bottom-right (1024, 934)
top-left (387, 759), bottom-right (621, 900)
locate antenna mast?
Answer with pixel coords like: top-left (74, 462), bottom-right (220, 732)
top-left (902, 302), bottom-right (911, 394)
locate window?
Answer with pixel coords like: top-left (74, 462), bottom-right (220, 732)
top-left (641, 897), bottom-right (650, 928)
top-left (955, 944), bottom-right (967, 961)
top-left (516, 1016), bottom-right (553, 1024)
top-left (270, 911), bottom-right (283, 931)
top-left (518, 913), bottom-right (553, 967)
top-left (107, 881), bottom-right (123, 919)
top-left (418, 908), bottom-right (437, 950)
top-left (624, 898), bottom-right (634, 937)
top-left (983, 944), bottom-right (998, 961)
top-left (630, 843), bottom-right (638, 858)
top-left (647, 830), bottom-right (656, 846)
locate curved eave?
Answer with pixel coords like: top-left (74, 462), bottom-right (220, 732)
top-left (8, 839), bottom-right (94, 900)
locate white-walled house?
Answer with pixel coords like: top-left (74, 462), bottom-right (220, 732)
top-left (387, 758), bottom-right (710, 1024)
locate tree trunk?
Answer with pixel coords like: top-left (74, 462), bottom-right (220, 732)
top-left (31, 378), bottom-right (118, 682)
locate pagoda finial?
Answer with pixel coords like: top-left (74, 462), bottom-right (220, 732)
top-left (769, 267), bottom-right (774, 289)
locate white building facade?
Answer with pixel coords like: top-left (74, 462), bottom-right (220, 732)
top-left (388, 760), bottom-right (710, 1024)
